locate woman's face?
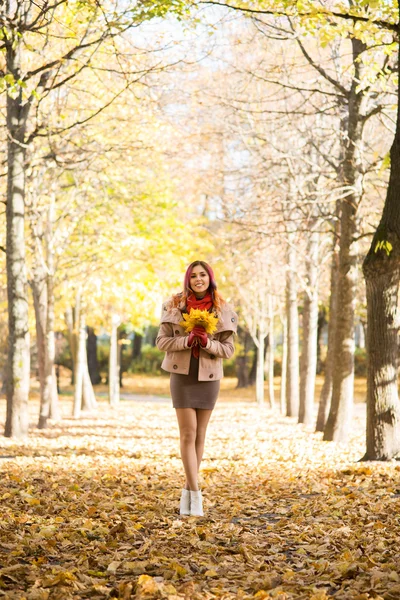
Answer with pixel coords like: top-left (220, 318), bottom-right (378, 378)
top-left (190, 264), bottom-right (210, 295)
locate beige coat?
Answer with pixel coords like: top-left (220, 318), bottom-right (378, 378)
top-left (156, 298), bottom-right (238, 381)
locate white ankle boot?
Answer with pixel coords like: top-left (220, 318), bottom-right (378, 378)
top-left (190, 490), bottom-right (203, 516)
top-left (179, 488), bottom-right (190, 516)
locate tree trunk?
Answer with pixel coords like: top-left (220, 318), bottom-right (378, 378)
top-left (132, 332), bottom-right (143, 360)
top-left (1, 364), bottom-right (7, 394)
top-left (324, 38), bottom-right (367, 443)
top-left (236, 326), bottom-right (250, 388)
top-left (119, 331), bottom-right (125, 388)
top-left (87, 327), bottom-right (101, 384)
top-left (286, 241), bottom-right (299, 417)
top-left (82, 364), bottom-right (97, 411)
top-left (32, 201), bottom-right (60, 429)
top-left (66, 290), bottom-right (80, 386)
top-left (299, 231), bottom-right (319, 425)
top-left (45, 205), bottom-right (60, 423)
top-left (73, 313), bottom-right (86, 418)
top-left (248, 346), bottom-right (257, 386)
top-left (82, 327), bottom-right (97, 412)
top-left (109, 315), bottom-right (120, 407)
top-left (356, 320), bottom-right (366, 349)
top-left (65, 306), bottom-right (76, 385)
top-left (316, 308), bottom-right (327, 374)
top-left (267, 294), bottom-right (275, 409)
top-left (361, 39), bottom-right (400, 459)
top-left (236, 356), bottom-right (248, 388)
top-left (255, 332), bottom-right (265, 406)
top-left (323, 199), bottom-right (357, 441)
top-left (280, 314), bottom-right (287, 415)
top-left (31, 259), bottom-right (47, 428)
top-left (316, 255), bottom-right (338, 432)
top-left (5, 36), bottom-right (31, 439)
top-left (362, 268), bottom-right (400, 459)
top-left (50, 365), bottom-right (61, 421)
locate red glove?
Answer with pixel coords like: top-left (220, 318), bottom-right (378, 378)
top-left (187, 330), bottom-right (198, 347)
top-left (192, 326), bottom-right (208, 348)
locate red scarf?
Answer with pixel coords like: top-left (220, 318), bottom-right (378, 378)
top-left (186, 291), bottom-right (213, 358)
top-left (186, 291), bottom-right (213, 313)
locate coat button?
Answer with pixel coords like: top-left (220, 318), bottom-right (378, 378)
top-left (210, 354), bottom-right (215, 360)
top-left (175, 329), bottom-right (179, 334)
top-left (209, 374), bottom-right (214, 379)
top-left (173, 365), bottom-right (178, 370)
top-left (231, 317), bottom-right (235, 322)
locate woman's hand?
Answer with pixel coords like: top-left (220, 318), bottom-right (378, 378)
top-left (187, 330), bottom-right (198, 347)
top-left (188, 325), bottom-right (208, 348)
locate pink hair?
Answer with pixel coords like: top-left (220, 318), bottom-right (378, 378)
top-left (171, 261), bottom-right (224, 312)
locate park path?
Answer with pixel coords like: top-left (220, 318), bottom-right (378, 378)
top-left (0, 398), bottom-right (398, 600)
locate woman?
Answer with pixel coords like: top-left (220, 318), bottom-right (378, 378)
top-left (156, 260), bottom-right (238, 517)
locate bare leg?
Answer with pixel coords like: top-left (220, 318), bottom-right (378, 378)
top-left (195, 408), bottom-right (213, 471)
top-left (182, 408), bottom-right (213, 489)
top-left (175, 408), bottom-right (199, 491)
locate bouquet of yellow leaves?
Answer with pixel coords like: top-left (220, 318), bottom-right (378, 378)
top-left (180, 309), bottom-right (219, 335)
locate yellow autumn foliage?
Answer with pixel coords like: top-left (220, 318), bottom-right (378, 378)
top-left (180, 309), bottom-right (219, 334)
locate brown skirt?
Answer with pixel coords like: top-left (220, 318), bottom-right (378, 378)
top-left (170, 354), bottom-right (220, 409)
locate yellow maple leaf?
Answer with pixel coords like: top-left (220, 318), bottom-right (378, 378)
top-left (180, 309), bottom-right (219, 334)
top-left (137, 574), bottom-right (158, 594)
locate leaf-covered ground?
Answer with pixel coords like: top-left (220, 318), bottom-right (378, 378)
top-left (0, 398), bottom-right (399, 600)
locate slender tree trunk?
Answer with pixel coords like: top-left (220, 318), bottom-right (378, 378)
top-left (256, 332), bottom-right (265, 406)
top-left (45, 204), bottom-right (60, 422)
top-left (316, 245), bottom-right (339, 432)
top-left (132, 333), bottom-right (143, 360)
top-left (236, 326), bottom-right (250, 388)
top-left (82, 325), bottom-right (97, 412)
top-left (267, 294), bottom-right (275, 409)
top-left (32, 201), bottom-right (60, 429)
top-left (1, 364), bottom-right (7, 394)
top-left (5, 35), bottom-right (31, 438)
top-left (73, 313), bottom-right (86, 418)
top-left (323, 202), bottom-right (358, 441)
top-left (82, 362), bottom-right (96, 411)
top-left (316, 308), bottom-right (327, 374)
top-left (31, 259), bottom-right (47, 427)
top-left (65, 306), bottom-right (76, 385)
top-left (87, 327), bottom-right (101, 384)
top-left (109, 315), bottom-right (120, 407)
top-left (119, 331), bottom-right (125, 388)
top-left (324, 39), bottom-right (368, 442)
top-left (280, 314), bottom-right (287, 415)
top-left (356, 319), bottom-right (366, 349)
top-left (248, 349), bottom-right (257, 386)
top-left (236, 356), bottom-right (248, 388)
top-left (361, 38), bottom-right (400, 460)
top-left (66, 290), bottom-right (80, 386)
top-left (50, 365), bottom-right (61, 421)
top-left (286, 241), bottom-right (299, 417)
top-left (299, 231), bottom-right (319, 425)
top-left (31, 270), bottom-right (53, 429)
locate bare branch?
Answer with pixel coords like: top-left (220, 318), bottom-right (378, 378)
top-left (294, 36), bottom-right (349, 98)
top-left (199, 1), bottom-right (399, 32)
